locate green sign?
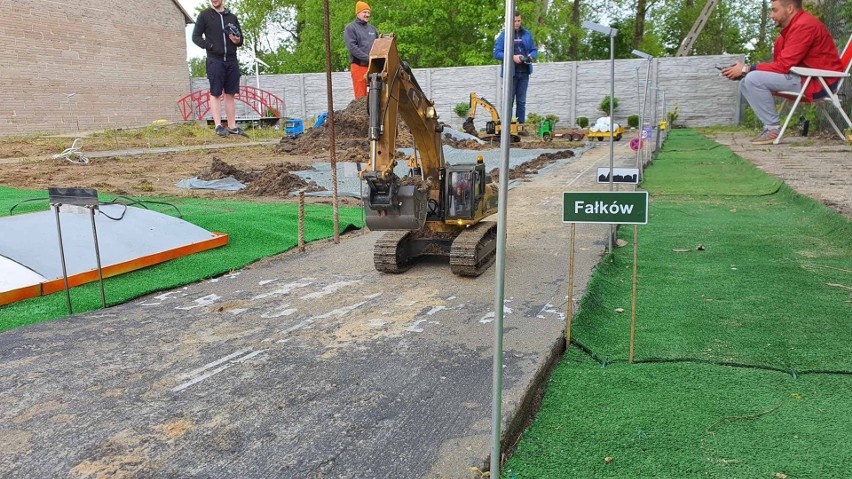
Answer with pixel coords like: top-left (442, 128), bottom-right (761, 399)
top-left (563, 192), bottom-right (648, 224)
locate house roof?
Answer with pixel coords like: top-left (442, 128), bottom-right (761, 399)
top-left (172, 0), bottom-right (195, 24)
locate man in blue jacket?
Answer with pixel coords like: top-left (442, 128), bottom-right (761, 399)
top-left (493, 11), bottom-right (537, 125)
top-left (192, 0), bottom-right (246, 137)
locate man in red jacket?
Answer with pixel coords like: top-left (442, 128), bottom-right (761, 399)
top-left (721, 0), bottom-right (842, 144)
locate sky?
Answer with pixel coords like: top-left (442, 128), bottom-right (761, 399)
top-left (178, 0), bottom-right (207, 59)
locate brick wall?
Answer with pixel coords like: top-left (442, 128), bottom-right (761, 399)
top-left (192, 54), bottom-right (744, 131)
top-left (1, 0), bottom-right (191, 136)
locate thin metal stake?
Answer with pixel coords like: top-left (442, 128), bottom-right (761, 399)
top-left (629, 224), bottom-right (639, 363)
top-left (88, 206), bottom-right (106, 308)
top-left (566, 223), bottom-right (576, 346)
top-left (52, 204), bottom-right (73, 315)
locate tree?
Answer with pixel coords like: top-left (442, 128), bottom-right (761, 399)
top-left (188, 57), bottom-right (206, 77)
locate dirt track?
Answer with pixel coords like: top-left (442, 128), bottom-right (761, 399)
top-left (0, 97), bottom-right (580, 205)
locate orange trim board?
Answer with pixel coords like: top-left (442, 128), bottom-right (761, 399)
top-left (0, 232), bottom-right (228, 307)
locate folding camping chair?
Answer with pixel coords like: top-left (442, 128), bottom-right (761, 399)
top-left (774, 34), bottom-right (852, 144)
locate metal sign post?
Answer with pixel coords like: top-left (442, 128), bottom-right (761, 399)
top-left (582, 21), bottom-right (619, 253)
top-left (48, 187), bottom-right (106, 313)
top-left (563, 191), bottom-right (648, 362)
top-left (491, 2), bottom-right (516, 476)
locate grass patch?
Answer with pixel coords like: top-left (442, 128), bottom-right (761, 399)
top-left (504, 349), bottom-right (852, 478)
top-left (0, 187), bottom-right (364, 332)
top-left (504, 129), bottom-right (852, 477)
top-left (642, 129), bottom-right (782, 196)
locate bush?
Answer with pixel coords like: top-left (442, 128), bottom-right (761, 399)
top-left (627, 115), bottom-right (639, 128)
top-left (599, 96), bottom-right (619, 115)
top-left (667, 104), bottom-right (680, 128)
top-left (454, 102), bottom-right (470, 118)
top-left (526, 112), bottom-right (543, 130)
top-left (544, 114), bottom-right (560, 124)
top-left (576, 117), bottom-right (589, 128)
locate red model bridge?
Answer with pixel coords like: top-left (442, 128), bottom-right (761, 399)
top-left (177, 85), bottom-right (285, 121)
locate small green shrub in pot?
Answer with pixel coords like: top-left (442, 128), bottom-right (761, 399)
top-left (627, 115), bottom-right (639, 128)
top-left (576, 117), bottom-right (589, 128)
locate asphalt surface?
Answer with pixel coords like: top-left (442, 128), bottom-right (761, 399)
top-left (0, 141), bottom-right (633, 478)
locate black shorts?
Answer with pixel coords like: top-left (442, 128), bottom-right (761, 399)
top-left (206, 57), bottom-right (240, 96)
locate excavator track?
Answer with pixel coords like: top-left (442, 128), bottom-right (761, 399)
top-left (449, 221), bottom-right (498, 277)
top-left (374, 231), bottom-right (413, 274)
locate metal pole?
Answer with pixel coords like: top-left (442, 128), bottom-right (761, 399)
top-left (608, 33), bottom-right (615, 254)
top-left (491, 2), bottom-right (515, 476)
top-left (653, 88), bottom-right (661, 160)
top-left (566, 223), bottom-right (576, 345)
top-left (52, 204), bottom-right (73, 315)
top-left (322, 0), bottom-right (340, 243)
top-left (88, 206), bottom-right (106, 308)
top-left (640, 62), bottom-right (651, 176)
top-left (629, 224), bottom-right (639, 363)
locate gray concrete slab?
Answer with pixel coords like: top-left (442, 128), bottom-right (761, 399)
top-left (0, 143), bottom-right (637, 478)
top-left (0, 205), bottom-right (220, 281)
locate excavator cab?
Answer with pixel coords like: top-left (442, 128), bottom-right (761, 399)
top-left (445, 162), bottom-right (488, 221)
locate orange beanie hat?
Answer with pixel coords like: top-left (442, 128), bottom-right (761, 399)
top-left (355, 1), bottom-right (370, 14)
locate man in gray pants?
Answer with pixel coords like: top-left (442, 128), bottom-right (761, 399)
top-left (721, 0), bottom-right (842, 145)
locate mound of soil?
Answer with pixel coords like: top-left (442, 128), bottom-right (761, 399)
top-left (245, 163), bottom-right (325, 196)
top-left (197, 158), bottom-right (325, 196)
top-left (490, 149), bottom-right (575, 181)
top-left (442, 134), bottom-right (494, 151)
top-left (276, 97), bottom-right (483, 161)
top-left (276, 98), bottom-right (374, 160)
top-left (199, 157), bottom-right (261, 183)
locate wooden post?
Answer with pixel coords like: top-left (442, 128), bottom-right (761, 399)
top-left (298, 190), bottom-right (306, 252)
top-left (566, 223), bottom-right (576, 346)
top-left (629, 224), bottom-right (638, 363)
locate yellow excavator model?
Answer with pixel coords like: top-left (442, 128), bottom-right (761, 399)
top-left (361, 35), bottom-right (498, 276)
top-left (462, 92), bottom-right (524, 142)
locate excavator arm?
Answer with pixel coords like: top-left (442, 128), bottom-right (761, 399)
top-left (361, 34), bottom-right (444, 231)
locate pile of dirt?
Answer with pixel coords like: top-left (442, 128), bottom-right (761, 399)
top-left (245, 163), bottom-right (325, 196)
top-left (276, 96), bottom-right (484, 161)
top-left (441, 134), bottom-right (494, 151)
top-left (490, 149), bottom-right (575, 181)
top-left (198, 158), bottom-right (325, 196)
top-left (199, 157), bottom-right (261, 183)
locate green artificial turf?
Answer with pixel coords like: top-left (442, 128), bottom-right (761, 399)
top-left (504, 129), bottom-right (852, 478)
top-left (641, 129), bottom-right (783, 196)
top-left (0, 187), bottom-right (364, 331)
top-left (504, 349), bottom-right (852, 479)
top-left (572, 189), bottom-right (852, 371)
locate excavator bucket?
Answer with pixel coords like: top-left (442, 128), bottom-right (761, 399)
top-left (362, 177), bottom-right (428, 231)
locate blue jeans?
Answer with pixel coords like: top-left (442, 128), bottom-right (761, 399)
top-left (513, 73), bottom-right (530, 123)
